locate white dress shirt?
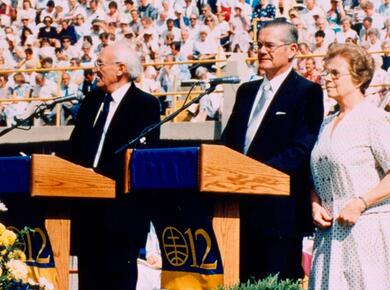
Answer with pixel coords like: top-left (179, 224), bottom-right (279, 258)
top-left (244, 66), bottom-right (293, 154)
top-left (93, 82), bottom-right (131, 168)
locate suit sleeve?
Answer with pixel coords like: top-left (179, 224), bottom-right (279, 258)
top-left (221, 82), bottom-right (249, 151)
top-left (144, 94), bottom-right (161, 146)
top-left (265, 83), bottom-right (324, 175)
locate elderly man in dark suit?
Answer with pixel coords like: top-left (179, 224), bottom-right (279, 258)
top-left (223, 20), bottom-right (324, 282)
top-left (69, 41), bottom-right (160, 290)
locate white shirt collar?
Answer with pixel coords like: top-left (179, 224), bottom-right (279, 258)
top-left (264, 66), bottom-right (293, 94)
top-left (110, 82), bottom-right (131, 103)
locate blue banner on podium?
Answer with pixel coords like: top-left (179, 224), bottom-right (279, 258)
top-left (0, 157), bottom-right (56, 288)
top-left (131, 148), bottom-right (224, 289)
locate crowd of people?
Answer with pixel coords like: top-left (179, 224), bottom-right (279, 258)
top-left (0, 0), bottom-right (389, 125)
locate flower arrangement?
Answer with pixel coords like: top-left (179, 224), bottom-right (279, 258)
top-left (0, 222), bottom-right (31, 289)
top-left (0, 201), bottom-right (53, 290)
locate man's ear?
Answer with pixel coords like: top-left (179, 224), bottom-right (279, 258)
top-left (117, 63), bottom-right (126, 77)
top-left (288, 43), bottom-right (299, 61)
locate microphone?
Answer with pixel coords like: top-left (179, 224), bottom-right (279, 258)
top-left (208, 76), bottom-right (240, 85)
top-left (181, 76), bottom-right (241, 87)
top-left (45, 95), bottom-right (79, 107)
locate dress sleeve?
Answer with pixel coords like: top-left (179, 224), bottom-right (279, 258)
top-left (369, 110), bottom-right (390, 173)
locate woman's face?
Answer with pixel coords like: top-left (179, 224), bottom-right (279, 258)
top-left (323, 56), bottom-right (360, 101)
top-left (23, 0), bottom-right (31, 9)
top-left (341, 20), bottom-right (350, 31)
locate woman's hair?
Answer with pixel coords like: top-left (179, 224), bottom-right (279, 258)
top-left (324, 43), bottom-right (375, 94)
top-left (20, 27), bottom-right (33, 46)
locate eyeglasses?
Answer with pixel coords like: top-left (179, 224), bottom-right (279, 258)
top-left (62, 39), bottom-right (70, 43)
top-left (321, 69), bottom-right (351, 80)
top-left (94, 60), bottom-right (121, 69)
top-left (257, 42), bottom-right (292, 52)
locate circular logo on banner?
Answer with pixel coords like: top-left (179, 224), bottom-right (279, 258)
top-left (162, 227), bottom-right (189, 266)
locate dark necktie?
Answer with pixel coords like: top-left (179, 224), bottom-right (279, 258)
top-left (90, 93), bottom-right (113, 163)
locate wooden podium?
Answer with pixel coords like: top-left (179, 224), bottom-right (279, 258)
top-left (124, 144), bottom-right (289, 286)
top-left (23, 144), bottom-right (288, 289)
top-left (29, 154), bottom-right (115, 290)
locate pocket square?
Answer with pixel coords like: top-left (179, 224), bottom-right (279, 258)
top-left (275, 111), bottom-right (287, 115)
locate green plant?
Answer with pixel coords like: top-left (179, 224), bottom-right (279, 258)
top-left (217, 274), bottom-right (303, 290)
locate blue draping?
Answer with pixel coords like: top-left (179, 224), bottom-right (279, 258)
top-left (0, 156), bottom-right (30, 195)
top-left (0, 156), bottom-right (56, 287)
top-left (130, 147), bottom-right (199, 190)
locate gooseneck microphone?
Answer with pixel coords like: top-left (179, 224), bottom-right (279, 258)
top-left (208, 76), bottom-right (241, 85)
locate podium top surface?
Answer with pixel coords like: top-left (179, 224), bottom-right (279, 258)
top-left (128, 145), bottom-right (289, 196)
top-left (0, 155), bottom-right (115, 198)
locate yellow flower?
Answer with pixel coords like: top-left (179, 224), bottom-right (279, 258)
top-left (6, 259), bottom-right (28, 282)
top-left (0, 223), bottom-right (5, 235)
top-left (0, 229), bottom-right (17, 247)
top-left (8, 250), bottom-right (27, 262)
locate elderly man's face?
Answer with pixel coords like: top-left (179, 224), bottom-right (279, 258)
top-left (95, 47), bottom-right (120, 92)
top-left (257, 26), bottom-right (297, 79)
top-left (62, 74), bottom-right (71, 86)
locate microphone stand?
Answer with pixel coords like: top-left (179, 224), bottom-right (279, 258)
top-left (115, 84), bottom-right (218, 154)
top-left (0, 102), bottom-right (56, 137)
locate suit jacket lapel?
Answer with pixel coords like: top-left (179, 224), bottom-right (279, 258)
top-left (262, 71), bottom-right (296, 122)
top-left (251, 71), bottom-right (297, 140)
top-left (104, 83), bottom-right (135, 142)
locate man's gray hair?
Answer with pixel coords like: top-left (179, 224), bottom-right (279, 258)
top-left (111, 41), bottom-right (143, 80)
top-left (262, 19), bottom-right (298, 44)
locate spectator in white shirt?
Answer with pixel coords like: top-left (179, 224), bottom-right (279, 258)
top-left (315, 16), bottom-right (336, 45)
top-left (362, 1), bottom-right (385, 30)
top-left (377, 0), bottom-right (390, 18)
top-left (192, 25), bottom-right (218, 60)
top-left (187, 13), bottom-right (201, 40)
top-left (86, 0), bottom-right (106, 25)
top-left (336, 16), bottom-right (358, 43)
top-left (39, 0), bottom-right (56, 23)
top-left (179, 28), bottom-right (194, 60)
top-left (61, 35), bottom-right (80, 59)
top-left (366, 28), bottom-right (383, 51)
top-left (73, 13), bottom-right (90, 39)
top-left (161, 18), bottom-right (181, 42)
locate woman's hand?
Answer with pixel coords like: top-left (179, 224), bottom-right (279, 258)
top-left (336, 198), bottom-right (365, 227)
top-left (312, 201), bottom-right (333, 229)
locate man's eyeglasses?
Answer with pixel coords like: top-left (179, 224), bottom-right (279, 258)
top-left (257, 42), bottom-right (292, 52)
top-left (321, 69), bottom-right (351, 80)
top-left (94, 60), bottom-right (121, 69)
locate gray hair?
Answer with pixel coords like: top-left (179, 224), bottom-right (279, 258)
top-left (261, 19), bottom-right (298, 44)
top-left (110, 41), bottom-right (142, 80)
top-left (367, 28), bottom-right (380, 38)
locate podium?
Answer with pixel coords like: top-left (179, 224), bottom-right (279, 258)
top-left (124, 144), bottom-right (289, 286)
top-left (0, 155), bottom-right (115, 290)
top-left (0, 144), bottom-right (288, 289)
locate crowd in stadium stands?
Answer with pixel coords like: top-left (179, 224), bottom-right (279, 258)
top-left (0, 0), bottom-right (389, 126)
